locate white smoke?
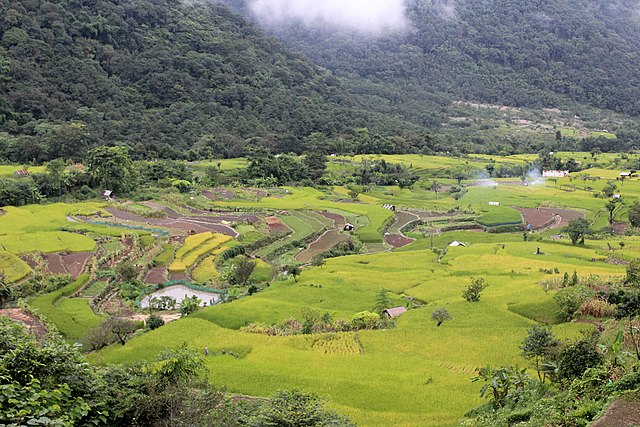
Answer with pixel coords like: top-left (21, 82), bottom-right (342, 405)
top-left (248, 0), bottom-right (410, 35)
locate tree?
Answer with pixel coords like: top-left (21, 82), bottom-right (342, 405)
top-left (310, 255), bottom-right (325, 268)
top-left (605, 198), bottom-right (622, 225)
top-left (0, 318), bottom-right (102, 425)
top-left (520, 325), bottom-right (560, 382)
top-left (285, 265), bottom-right (301, 282)
top-left (430, 180), bottom-right (441, 199)
top-left (602, 181), bottom-right (617, 198)
top-left (233, 256), bottom-right (257, 286)
top-left (462, 277), bottom-right (488, 302)
top-left (303, 151), bottom-right (327, 182)
top-left (565, 218), bottom-right (591, 245)
top-left (557, 336), bottom-right (603, 382)
top-left (629, 201), bottom-right (640, 228)
top-left (146, 314), bottom-right (165, 330)
top-left (86, 146), bottom-right (134, 193)
top-left (374, 289), bottom-right (392, 315)
top-left (104, 316), bottom-right (139, 346)
top-left (431, 307), bottom-right (452, 327)
top-left (625, 259), bottom-right (640, 286)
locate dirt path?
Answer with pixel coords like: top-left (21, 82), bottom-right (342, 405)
top-left (0, 308), bottom-right (48, 340)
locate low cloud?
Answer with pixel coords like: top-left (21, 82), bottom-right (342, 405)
top-left (248, 0), bottom-right (409, 35)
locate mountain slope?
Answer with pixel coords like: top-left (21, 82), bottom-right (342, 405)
top-left (227, 0), bottom-right (640, 147)
top-left (0, 0), bottom-right (418, 162)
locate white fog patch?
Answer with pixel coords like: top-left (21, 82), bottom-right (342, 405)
top-left (248, 0), bottom-right (409, 34)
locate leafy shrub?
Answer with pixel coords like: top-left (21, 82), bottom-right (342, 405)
top-left (554, 286), bottom-right (594, 322)
top-left (146, 314), bottom-right (165, 330)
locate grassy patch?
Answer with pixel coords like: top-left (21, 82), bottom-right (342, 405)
top-left (0, 251), bottom-right (32, 282)
top-left (29, 274), bottom-right (102, 340)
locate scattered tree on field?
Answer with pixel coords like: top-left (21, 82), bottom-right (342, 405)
top-left (605, 198), bottom-right (622, 225)
top-left (520, 325), bottom-right (560, 382)
top-left (285, 265), bottom-right (301, 282)
top-left (310, 255), bottom-right (325, 268)
top-left (146, 314), bottom-right (164, 330)
top-left (233, 256), bottom-right (257, 286)
top-left (565, 218), bottom-right (591, 245)
top-left (431, 307), bottom-right (452, 326)
top-left (463, 277), bottom-right (488, 302)
top-left (625, 259), bottom-right (640, 286)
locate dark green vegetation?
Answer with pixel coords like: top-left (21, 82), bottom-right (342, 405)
top-left (0, 319), bottom-right (351, 427)
top-left (3, 0), bottom-right (640, 162)
top-left (228, 0), bottom-right (640, 154)
top-left (0, 0), bottom-right (410, 163)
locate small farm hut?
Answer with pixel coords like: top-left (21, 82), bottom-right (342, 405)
top-left (344, 223), bottom-right (354, 231)
top-left (382, 306), bottom-right (407, 318)
top-left (448, 241), bottom-right (467, 247)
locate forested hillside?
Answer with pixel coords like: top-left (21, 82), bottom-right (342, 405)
top-left (3, 0), bottom-right (640, 162)
top-left (0, 0), bottom-right (420, 163)
top-left (228, 0), bottom-right (640, 151)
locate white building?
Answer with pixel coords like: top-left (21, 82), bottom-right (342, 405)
top-left (542, 170), bottom-right (569, 178)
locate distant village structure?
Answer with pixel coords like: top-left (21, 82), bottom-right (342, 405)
top-left (542, 170), bottom-right (569, 178)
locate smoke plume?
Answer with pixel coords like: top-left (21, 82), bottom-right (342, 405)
top-left (248, 0), bottom-right (409, 35)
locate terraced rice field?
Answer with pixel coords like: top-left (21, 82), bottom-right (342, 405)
top-left (169, 232), bottom-right (232, 273)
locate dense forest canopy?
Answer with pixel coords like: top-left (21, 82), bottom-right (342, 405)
top-left (232, 0), bottom-right (640, 117)
top-left (2, 0), bottom-right (640, 163)
top-left (0, 0), bottom-right (420, 163)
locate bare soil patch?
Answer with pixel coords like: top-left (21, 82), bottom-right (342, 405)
top-left (295, 229), bottom-right (349, 263)
top-left (0, 308), bottom-right (48, 340)
top-left (591, 396), bottom-right (640, 427)
top-left (169, 271), bottom-right (191, 282)
top-left (104, 208), bottom-right (238, 237)
top-left (44, 253), bottom-right (67, 275)
top-left (61, 252), bottom-right (91, 278)
top-left (318, 212), bottom-right (345, 227)
top-left (265, 216), bottom-right (289, 233)
top-left (385, 234), bottom-right (414, 248)
top-left (516, 207), bottom-right (583, 230)
top-left (612, 222), bottom-right (629, 235)
top-left (202, 188), bottom-right (235, 200)
top-left (145, 266), bottom-right (167, 285)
